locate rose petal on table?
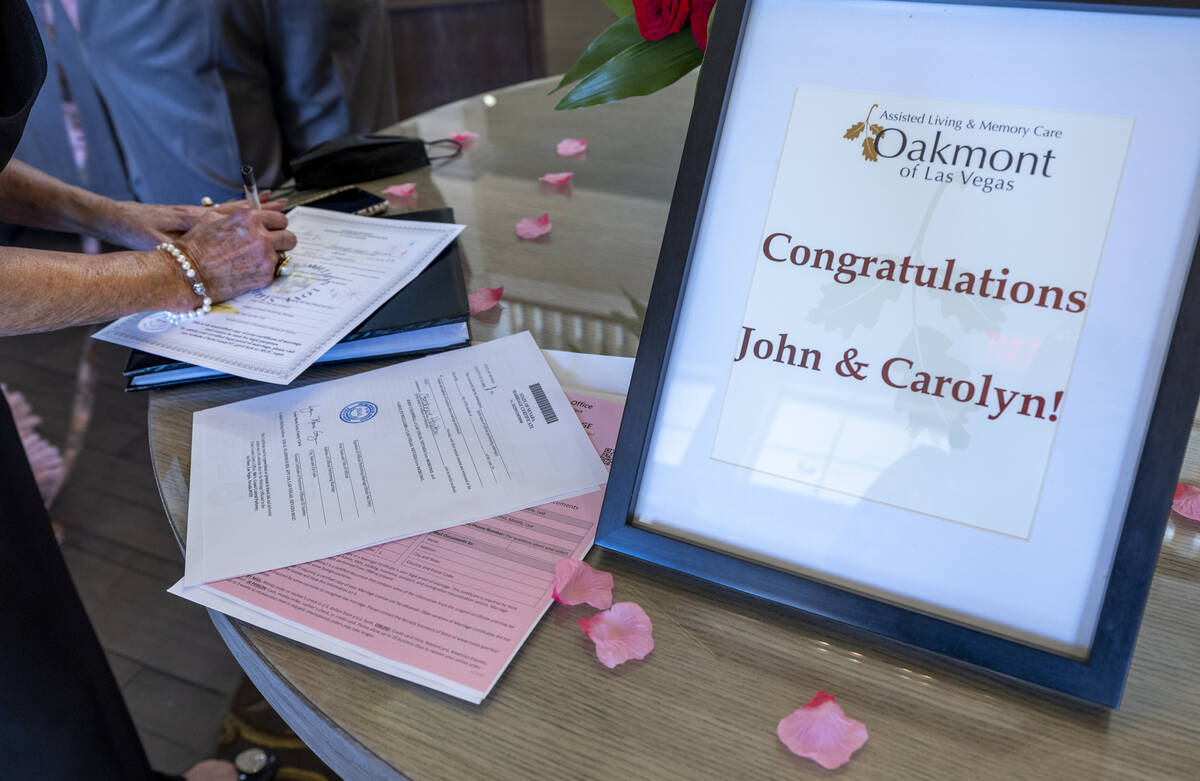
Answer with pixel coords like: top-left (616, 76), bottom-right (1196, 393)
top-left (777, 691), bottom-right (869, 770)
top-left (467, 286), bottom-right (504, 315)
top-left (578, 602), bottom-right (653, 668)
top-left (451, 131), bottom-right (480, 149)
top-left (556, 138), bottom-right (588, 156)
top-left (553, 558), bottom-right (613, 609)
top-left (539, 172), bottom-right (574, 185)
top-left (1173, 483), bottom-right (1200, 521)
top-left (383, 183), bottom-right (416, 199)
top-left (516, 213), bottom-right (552, 239)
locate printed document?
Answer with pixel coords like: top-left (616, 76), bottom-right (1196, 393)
top-left (94, 207), bottom-right (464, 384)
top-left (172, 380), bottom-right (625, 703)
top-left (182, 333), bottom-right (610, 585)
top-left (171, 351), bottom-right (631, 703)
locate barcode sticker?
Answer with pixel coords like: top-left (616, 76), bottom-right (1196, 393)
top-left (529, 383), bottom-right (558, 424)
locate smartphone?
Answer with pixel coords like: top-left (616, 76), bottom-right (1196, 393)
top-left (291, 185), bottom-right (388, 216)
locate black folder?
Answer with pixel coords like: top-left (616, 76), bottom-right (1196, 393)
top-left (123, 208), bottom-right (470, 390)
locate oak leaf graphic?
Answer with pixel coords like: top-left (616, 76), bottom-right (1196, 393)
top-left (893, 327), bottom-right (971, 450)
top-left (845, 104), bottom-right (881, 162)
top-left (806, 275), bottom-right (902, 338)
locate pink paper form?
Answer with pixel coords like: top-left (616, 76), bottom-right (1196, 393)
top-left (208, 392), bottom-right (622, 698)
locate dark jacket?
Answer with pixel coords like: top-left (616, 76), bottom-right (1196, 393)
top-left (0, 1), bottom-right (159, 776)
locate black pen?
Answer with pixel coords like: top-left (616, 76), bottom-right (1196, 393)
top-left (241, 164), bottom-right (262, 210)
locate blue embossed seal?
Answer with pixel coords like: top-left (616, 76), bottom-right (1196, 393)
top-left (340, 401), bottom-right (378, 424)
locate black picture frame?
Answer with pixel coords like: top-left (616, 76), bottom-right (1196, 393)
top-left (596, 0), bottom-right (1200, 707)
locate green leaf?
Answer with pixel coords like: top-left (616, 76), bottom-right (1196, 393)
top-left (550, 15), bottom-right (643, 94)
top-left (555, 30), bottom-right (702, 111)
top-left (609, 288), bottom-right (648, 339)
top-left (623, 288), bottom-right (647, 322)
top-left (602, 0), bottom-right (635, 17)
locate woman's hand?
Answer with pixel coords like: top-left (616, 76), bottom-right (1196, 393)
top-left (106, 192), bottom-right (287, 251)
top-left (170, 209), bottom-right (296, 305)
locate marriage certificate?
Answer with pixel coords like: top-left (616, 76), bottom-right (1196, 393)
top-left (94, 207), bottom-right (463, 384)
top-left (182, 332), bottom-right (610, 585)
top-left (172, 381), bottom-right (626, 703)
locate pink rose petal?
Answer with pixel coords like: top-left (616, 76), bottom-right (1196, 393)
top-left (1173, 483), bottom-right (1200, 521)
top-left (515, 212), bottom-right (552, 240)
top-left (556, 138), bottom-right (588, 157)
top-left (539, 172), bottom-right (573, 185)
top-left (777, 691), bottom-right (869, 770)
top-left (578, 602), bottom-right (653, 668)
top-left (553, 558), bottom-right (613, 609)
top-left (451, 131), bottom-right (480, 149)
top-left (467, 286), bottom-right (504, 315)
top-left (383, 183), bottom-right (416, 198)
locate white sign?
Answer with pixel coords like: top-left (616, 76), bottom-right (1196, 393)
top-left (712, 87), bottom-right (1133, 537)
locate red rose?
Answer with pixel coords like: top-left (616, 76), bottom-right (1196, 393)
top-left (690, 0), bottom-right (717, 50)
top-left (632, 0), bottom-right (692, 42)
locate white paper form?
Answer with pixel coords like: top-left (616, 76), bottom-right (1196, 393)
top-left (183, 332), bottom-right (610, 585)
top-left (94, 207), bottom-right (464, 384)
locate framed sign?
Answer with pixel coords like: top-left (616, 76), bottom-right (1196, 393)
top-left (596, 0), bottom-right (1200, 706)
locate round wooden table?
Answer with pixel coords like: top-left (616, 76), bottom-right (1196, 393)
top-left (148, 76), bottom-right (1200, 779)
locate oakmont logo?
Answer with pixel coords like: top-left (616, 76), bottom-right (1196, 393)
top-left (843, 103), bottom-right (882, 162)
top-left (844, 102), bottom-right (1058, 180)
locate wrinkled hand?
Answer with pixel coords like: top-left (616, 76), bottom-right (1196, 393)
top-left (174, 209), bottom-right (296, 303)
top-left (111, 192), bottom-right (287, 251)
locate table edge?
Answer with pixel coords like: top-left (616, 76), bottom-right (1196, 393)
top-left (208, 610), bottom-right (408, 780)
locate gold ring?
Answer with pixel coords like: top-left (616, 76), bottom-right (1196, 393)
top-left (275, 254), bottom-right (292, 278)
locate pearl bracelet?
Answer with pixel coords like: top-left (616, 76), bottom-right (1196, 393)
top-left (158, 241), bottom-right (212, 324)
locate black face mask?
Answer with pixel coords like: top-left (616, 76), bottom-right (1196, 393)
top-left (0, 0), bottom-right (47, 173)
top-left (288, 133), bottom-right (462, 191)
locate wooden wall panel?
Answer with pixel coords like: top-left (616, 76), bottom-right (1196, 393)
top-left (388, 0), bottom-right (545, 119)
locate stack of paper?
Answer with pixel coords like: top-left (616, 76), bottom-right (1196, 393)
top-left (121, 207), bottom-right (473, 391)
top-left (95, 207), bottom-right (465, 385)
top-left (172, 340), bottom-right (632, 702)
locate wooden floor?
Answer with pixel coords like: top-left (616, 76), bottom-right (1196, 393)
top-left (0, 324), bottom-right (245, 775)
